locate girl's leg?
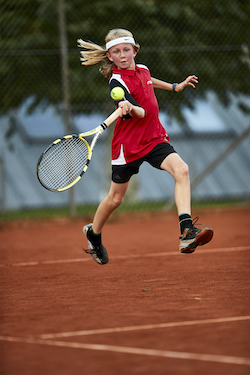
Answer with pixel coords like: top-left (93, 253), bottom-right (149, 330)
top-left (160, 153), bottom-right (191, 216)
top-left (83, 181), bottom-right (129, 265)
top-left (92, 180), bottom-right (130, 234)
top-left (160, 152), bottom-right (213, 253)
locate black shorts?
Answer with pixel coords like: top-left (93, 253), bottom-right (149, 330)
top-left (112, 142), bottom-right (176, 183)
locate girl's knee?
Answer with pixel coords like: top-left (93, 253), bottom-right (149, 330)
top-left (174, 162), bottom-right (189, 180)
top-left (107, 193), bottom-right (124, 208)
top-left (107, 181), bottom-right (129, 209)
top-left (113, 195), bottom-right (124, 207)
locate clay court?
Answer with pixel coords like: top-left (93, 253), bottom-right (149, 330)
top-left (0, 206), bottom-right (250, 374)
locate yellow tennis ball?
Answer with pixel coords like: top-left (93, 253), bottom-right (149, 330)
top-left (110, 87), bottom-right (125, 101)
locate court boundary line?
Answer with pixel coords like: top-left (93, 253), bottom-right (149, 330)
top-left (0, 335), bottom-right (249, 366)
top-left (1, 246), bottom-right (249, 268)
top-left (38, 315), bottom-right (250, 339)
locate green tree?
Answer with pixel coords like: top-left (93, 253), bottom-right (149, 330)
top-left (1, 0), bottom-right (249, 124)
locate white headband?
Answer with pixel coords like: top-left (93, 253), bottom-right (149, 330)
top-left (106, 37), bottom-right (136, 51)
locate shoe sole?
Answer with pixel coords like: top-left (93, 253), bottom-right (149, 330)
top-left (83, 224), bottom-right (109, 265)
top-left (180, 227), bottom-right (214, 254)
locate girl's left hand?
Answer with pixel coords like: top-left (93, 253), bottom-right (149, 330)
top-left (178, 75), bottom-right (199, 92)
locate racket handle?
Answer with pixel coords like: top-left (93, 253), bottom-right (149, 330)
top-left (103, 107), bottom-right (123, 128)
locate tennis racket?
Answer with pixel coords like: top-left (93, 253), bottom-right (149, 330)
top-left (36, 107), bottom-right (122, 192)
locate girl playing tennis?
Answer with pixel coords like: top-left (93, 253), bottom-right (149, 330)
top-left (78, 28), bottom-right (213, 265)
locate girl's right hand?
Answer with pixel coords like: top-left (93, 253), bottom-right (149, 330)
top-left (118, 100), bottom-right (133, 116)
top-left (118, 100), bottom-right (145, 119)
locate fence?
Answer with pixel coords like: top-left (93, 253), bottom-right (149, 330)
top-left (1, 0), bottom-right (250, 219)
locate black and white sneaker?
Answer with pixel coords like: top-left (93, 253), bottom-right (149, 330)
top-left (179, 218), bottom-right (213, 253)
top-left (83, 223), bottom-right (109, 265)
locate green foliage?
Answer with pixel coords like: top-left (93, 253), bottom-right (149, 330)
top-left (1, 0), bottom-right (249, 121)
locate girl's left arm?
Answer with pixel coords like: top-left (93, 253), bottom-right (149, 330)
top-left (152, 75), bottom-right (198, 93)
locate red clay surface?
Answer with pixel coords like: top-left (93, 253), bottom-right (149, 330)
top-left (0, 206), bottom-right (250, 375)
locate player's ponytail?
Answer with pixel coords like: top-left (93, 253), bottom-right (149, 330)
top-left (77, 40), bottom-right (106, 65)
top-left (77, 39), bottom-right (113, 79)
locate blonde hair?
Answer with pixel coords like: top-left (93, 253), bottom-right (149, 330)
top-left (77, 29), bottom-right (140, 79)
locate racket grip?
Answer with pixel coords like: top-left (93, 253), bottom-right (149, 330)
top-left (103, 107), bottom-right (123, 128)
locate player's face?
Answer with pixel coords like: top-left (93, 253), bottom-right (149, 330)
top-left (107, 43), bottom-right (137, 70)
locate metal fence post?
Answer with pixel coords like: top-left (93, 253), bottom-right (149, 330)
top-left (58, 0), bottom-right (76, 216)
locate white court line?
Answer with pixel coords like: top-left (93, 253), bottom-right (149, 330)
top-left (1, 246), bottom-right (249, 268)
top-left (1, 258), bottom-right (90, 267)
top-left (39, 315), bottom-right (250, 339)
top-left (0, 335), bottom-right (249, 366)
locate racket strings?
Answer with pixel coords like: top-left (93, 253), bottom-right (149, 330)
top-left (38, 137), bottom-right (89, 190)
